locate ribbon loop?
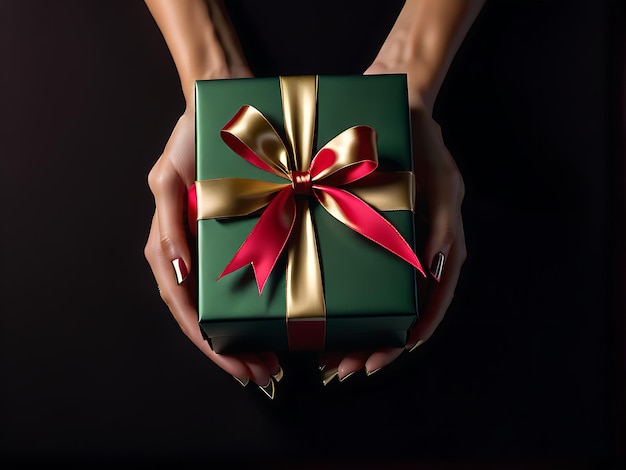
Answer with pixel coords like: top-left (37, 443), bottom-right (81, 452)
top-left (221, 105), bottom-right (291, 178)
top-left (310, 126), bottom-right (379, 184)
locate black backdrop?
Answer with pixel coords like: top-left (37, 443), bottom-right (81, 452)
top-left (1, 1), bottom-right (624, 468)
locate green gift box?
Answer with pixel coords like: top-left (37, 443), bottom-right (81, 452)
top-left (194, 74), bottom-right (423, 353)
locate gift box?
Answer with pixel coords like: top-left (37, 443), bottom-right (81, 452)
top-left (193, 74), bottom-right (424, 353)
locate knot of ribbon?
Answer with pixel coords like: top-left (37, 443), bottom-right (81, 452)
top-left (194, 75), bottom-right (424, 350)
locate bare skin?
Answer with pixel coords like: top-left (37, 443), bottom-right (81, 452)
top-left (143, 0), bottom-right (484, 394)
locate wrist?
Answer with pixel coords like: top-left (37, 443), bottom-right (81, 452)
top-left (181, 63), bottom-right (253, 110)
top-left (366, 57), bottom-right (436, 115)
top-left (405, 59), bottom-right (440, 116)
top-left (371, 0), bottom-right (482, 114)
top-left (180, 59), bottom-right (229, 107)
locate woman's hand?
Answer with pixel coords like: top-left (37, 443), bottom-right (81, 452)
top-left (317, 0), bottom-right (480, 384)
top-left (318, 95), bottom-right (467, 383)
top-left (144, 73), bottom-right (283, 400)
top-left (143, 0), bottom-right (283, 399)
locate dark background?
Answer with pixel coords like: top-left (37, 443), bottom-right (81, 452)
top-left (1, 1), bottom-right (624, 468)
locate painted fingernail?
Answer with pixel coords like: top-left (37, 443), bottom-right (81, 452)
top-left (172, 257), bottom-right (189, 285)
top-left (408, 339), bottom-right (427, 353)
top-left (233, 376), bottom-right (249, 387)
top-left (259, 379), bottom-right (275, 400)
top-left (272, 366), bottom-right (284, 383)
top-left (430, 252), bottom-right (445, 282)
top-left (365, 366), bottom-right (383, 377)
top-left (321, 368), bottom-right (338, 386)
top-left (338, 370), bottom-right (357, 383)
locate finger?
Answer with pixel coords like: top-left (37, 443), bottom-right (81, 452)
top-left (238, 353), bottom-right (272, 387)
top-left (411, 111), bottom-right (464, 280)
top-left (318, 351), bottom-right (344, 386)
top-left (145, 213), bottom-right (250, 383)
top-left (364, 347), bottom-right (405, 377)
top-left (423, 163), bottom-right (464, 282)
top-left (148, 157), bottom-right (192, 286)
top-left (337, 351), bottom-right (370, 382)
top-left (237, 353), bottom-right (283, 399)
top-left (408, 214), bottom-right (466, 349)
top-left (259, 351), bottom-right (283, 383)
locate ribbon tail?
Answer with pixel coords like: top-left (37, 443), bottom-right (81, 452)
top-left (286, 199), bottom-right (326, 350)
top-left (218, 187), bottom-right (296, 294)
top-left (315, 186), bottom-right (426, 277)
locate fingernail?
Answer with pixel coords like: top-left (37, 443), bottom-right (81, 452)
top-left (172, 257), bottom-right (189, 285)
top-left (408, 339), bottom-right (427, 353)
top-left (338, 370), bottom-right (357, 383)
top-left (321, 368), bottom-right (338, 386)
top-left (258, 379), bottom-right (275, 400)
top-left (272, 366), bottom-right (284, 383)
top-left (233, 376), bottom-right (249, 387)
top-left (365, 366), bottom-right (383, 377)
top-left (430, 252), bottom-right (445, 282)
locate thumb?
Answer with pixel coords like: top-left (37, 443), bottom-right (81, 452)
top-left (148, 157), bottom-right (192, 285)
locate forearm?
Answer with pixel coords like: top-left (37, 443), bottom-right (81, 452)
top-left (144, 0), bottom-right (248, 107)
top-left (375, 0), bottom-right (485, 112)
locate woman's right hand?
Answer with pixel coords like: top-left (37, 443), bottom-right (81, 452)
top-left (142, 0), bottom-right (284, 398)
top-left (144, 88), bottom-right (283, 400)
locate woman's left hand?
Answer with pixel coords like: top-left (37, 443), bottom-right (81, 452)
top-left (318, 64), bottom-right (467, 384)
